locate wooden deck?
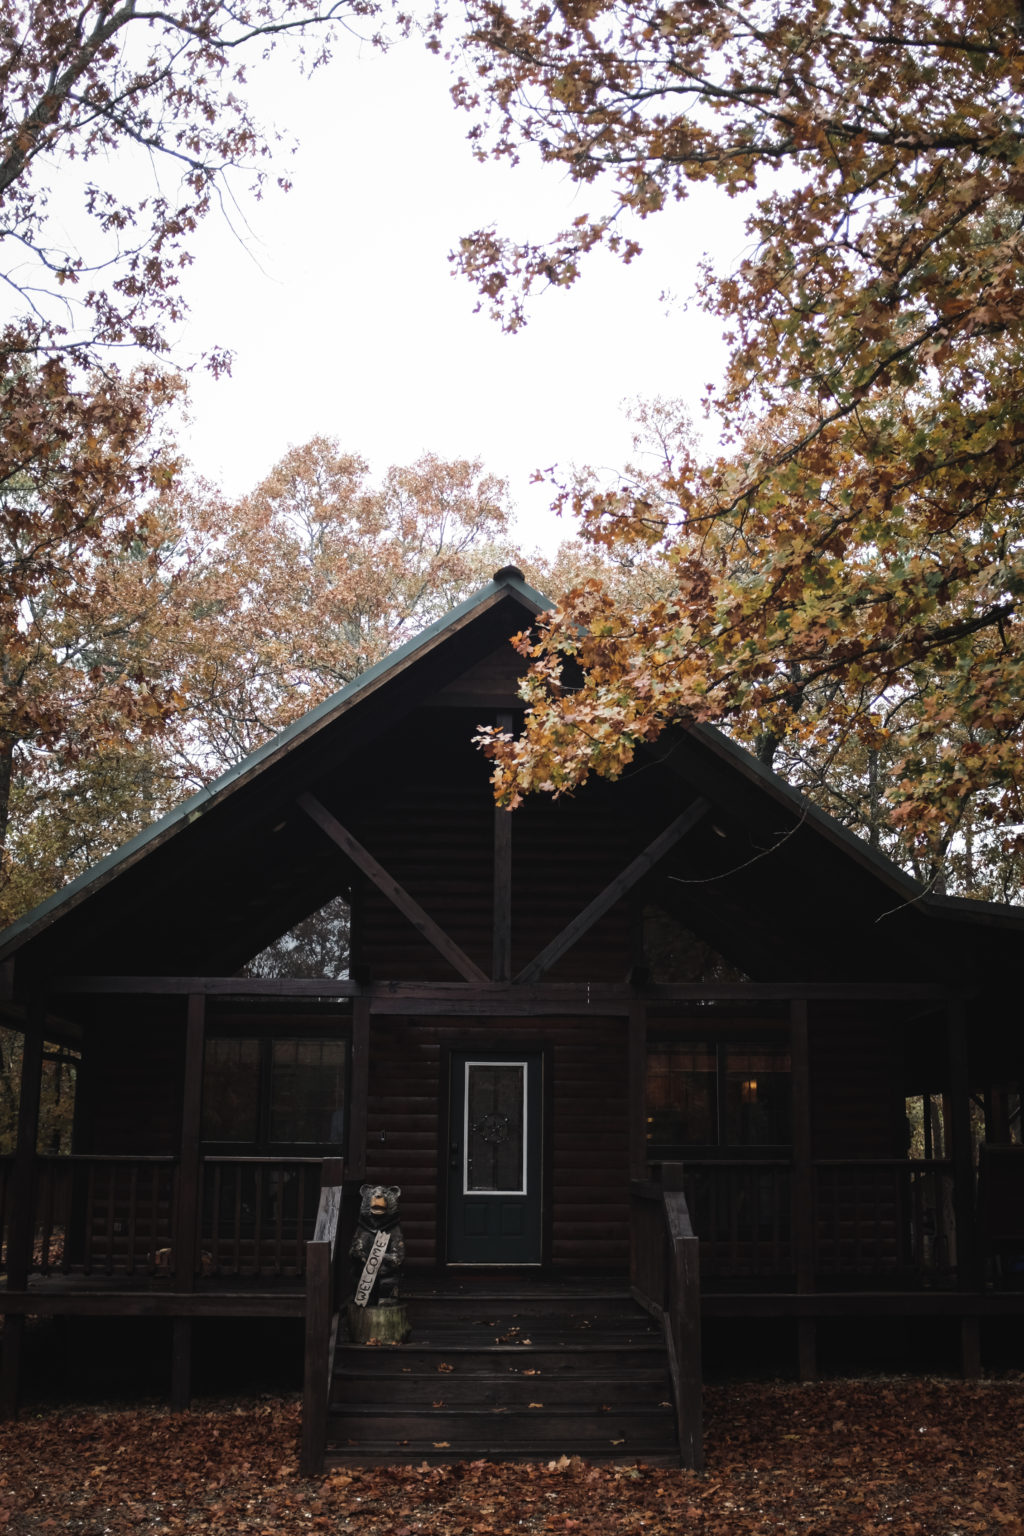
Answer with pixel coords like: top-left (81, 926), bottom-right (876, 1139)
top-left (0, 1271), bottom-right (307, 1317)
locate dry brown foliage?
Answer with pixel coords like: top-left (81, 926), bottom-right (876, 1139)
top-left (0, 1377), bottom-right (1021, 1534)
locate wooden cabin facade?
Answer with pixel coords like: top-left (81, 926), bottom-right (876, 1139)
top-left (1, 567), bottom-right (1023, 1469)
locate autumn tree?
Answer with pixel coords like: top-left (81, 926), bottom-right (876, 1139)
top-left (175, 437), bottom-right (515, 777)
top-left (455, 0), bottom-right (1024, 875)
top-left (0, 0), bottom-right (392, 886)
top-left (0, 364), bottom-right (209, 919)
top-left (0, 0), bottom-right (380, 364)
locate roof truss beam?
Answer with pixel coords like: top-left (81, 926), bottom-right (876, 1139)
top-left (297, 792), bottom-right (488, 984)
top-left (515, 796), bottom-right (712, 985)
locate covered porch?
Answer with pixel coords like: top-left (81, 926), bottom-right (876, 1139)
top-left (2, 974), bottom-right (1022, 1464)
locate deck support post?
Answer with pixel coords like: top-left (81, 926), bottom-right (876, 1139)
top-left (790, 998), bottom-right (816, 1381)
top-left (628, 1001), bottom-right (647, 1182)
top-left (1, 996), bottom-right (46, 1417)
top-left (492, 711), bottom-right (514, 984)
top-left (348, 997), bottom-right (369, 1180)
top-left (960, 1315), bottom-right (981, 1380)
top-left (946, 1000), bottom-right (978, 1298)
top-left (170, 1317), bottom-right (192, 1411)
top-left (171, 993), bottom-right (205, 1410)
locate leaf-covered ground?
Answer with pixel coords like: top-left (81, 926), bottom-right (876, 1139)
top-left (0, 1378), bottom-right (1020, 1535)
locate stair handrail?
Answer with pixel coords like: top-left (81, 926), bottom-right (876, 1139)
top-left (300, 1157), bottom-right (345, 1476)
top-left (629, 1164), bottom-right (704, 1470)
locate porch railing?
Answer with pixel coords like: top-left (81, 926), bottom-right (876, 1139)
top-left (814, 1159), bottom-right (956, 1279)
top-left (0, 1154), bottom-right (177, 1276)
top-left (680, 1161), bottom-right (792, 1280)
top-left (0, 1153), bottom-right (327, 1281)
top-left (200, 1157), bottom-right (323, 1278)
top-left (649, 1157), bottom-right (958, 1285)
top-left (630, 1168), bottom-right (703, 1471)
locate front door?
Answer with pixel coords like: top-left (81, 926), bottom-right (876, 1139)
top-left (446, 1052), bottom-right (543, 1264)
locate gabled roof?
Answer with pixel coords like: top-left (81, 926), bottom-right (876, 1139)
top-left (3, 564), bottom-right (1023, 989)
top-left (0, 567), bottom-right (549, 971)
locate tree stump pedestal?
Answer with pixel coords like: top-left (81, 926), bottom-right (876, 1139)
top-left (347, 1301), bottom-right (410, 1344)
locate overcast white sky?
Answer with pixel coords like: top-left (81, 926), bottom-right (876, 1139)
top-left (169, 35), bottom-right (749, 550)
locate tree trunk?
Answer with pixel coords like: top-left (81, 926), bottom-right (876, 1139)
top-left (0, 733), bottom-right (15, 859)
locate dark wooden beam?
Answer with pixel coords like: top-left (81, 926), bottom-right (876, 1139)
top-left (176, 994), bottom-right (205, 1296)
top-left (515, 797), bottom-right (712, 984)
top-left (789, 998), bottom-right (816, 1380)
top-left (492, 710), bottom-right (514, 983)
top-left (628, 1001), bottom-right (648, 1181)
top-left (171, 1319), bottom-right (192, 1412)
top-left (298, 793), bottom-right (488, 984)
top-left (5, 998), bottom-right (44, 1291)
top-left (947, 1000), bottom-right (978, 1295)
top-left (53, 976), bottom-right (363, 997)
top-left (348, 996), bottom-right (369, 1179)
top-left (0, 1291), bottom-right (308, 1318)
top-left (0, 995), bottom-right (45, 1416)
top-left (50, 975), bottom-right (952, 1003)
top-left (171, 994), bottom-right (204, 1409)
top-left (493, 810), bottom-right (513, 984)
top-left (368, 987), bottom-right (635, 1016)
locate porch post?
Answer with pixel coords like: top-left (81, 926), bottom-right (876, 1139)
top-left (492, 711), bottom-right (514, 984)
top-left (171, 992), bottom-right (205, 1410)
top-left (348, 996), bottom-right (369, 1181)
top-left (789, 997), bottom-right (816, 1381)
top-left (946, 998), bottom-right (980, 1376)
top-left (0, 995), bottom-right (46, 1416)
top-left (628, 1001), bottom-right (648, 1182)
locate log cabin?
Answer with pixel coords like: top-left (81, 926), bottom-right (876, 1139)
top-left (1, 564), bottom-right (1023, 1470)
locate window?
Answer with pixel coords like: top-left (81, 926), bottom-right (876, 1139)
top-left (646, 1038), bottom-right (791, 1152)
top-left (201, 1034), bottom-right (347, 1149)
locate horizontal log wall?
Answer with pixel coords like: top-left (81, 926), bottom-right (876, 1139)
top-left (334, 708), bottom-right (676, 984)
top-left (361, 1015), bottom-right (630, 1268)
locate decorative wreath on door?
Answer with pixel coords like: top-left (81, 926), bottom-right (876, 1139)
top-left (472, 1111), bottom-right (512, 1144)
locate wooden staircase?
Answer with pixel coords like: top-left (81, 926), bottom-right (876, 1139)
top-left (325, 1277), bottom-right (679, 1465)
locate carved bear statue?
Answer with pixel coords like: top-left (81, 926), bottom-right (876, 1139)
top-left (349, 1183), bottom-right (405, 1307)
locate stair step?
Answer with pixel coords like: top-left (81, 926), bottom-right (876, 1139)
top-left (335, 1342), bottom-right (666, 1375)
top-left (333, 1371), bottom-right (671, 1405)
top-left (399, 1293), bottom-right (640, 1321)
top-left (328, 1406), bottom-right (677, 1447)
top-left (324, 1441), bottom-right (681, 1467)
top-left (328, 1283), bottom-right (677, 1465)
top-left (405, 1320), bottom-right (660, 1333)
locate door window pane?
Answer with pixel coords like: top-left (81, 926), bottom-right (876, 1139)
top-left (465, 1062), bottom-right (526, 1193)
top-left (202, 1038), bottom-right (260, 1141)
top-left (270, 1038), bottom-right (347, 1143)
